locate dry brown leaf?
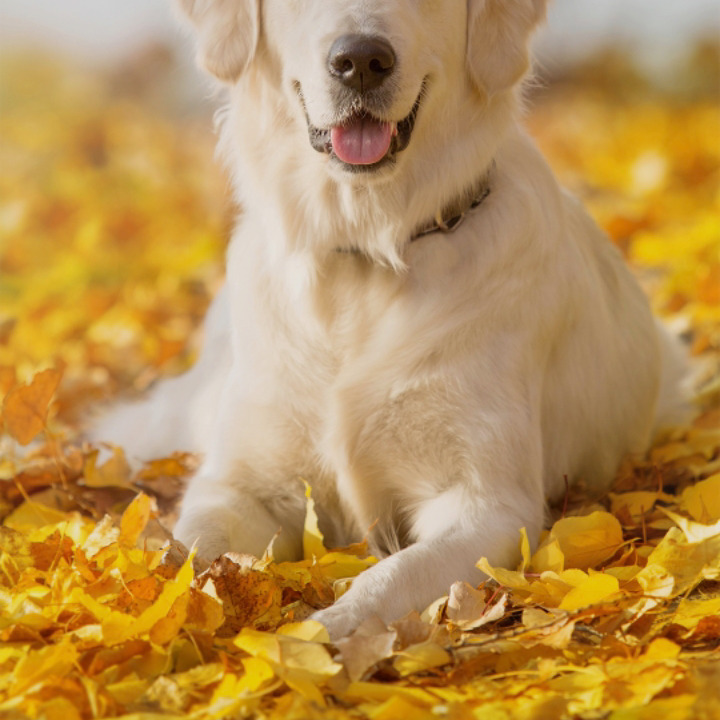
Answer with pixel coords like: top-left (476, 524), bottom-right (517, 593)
top-left (334, 617), bottom-right (397, 682)
top-left (446, 582), bottom-right (508, 630)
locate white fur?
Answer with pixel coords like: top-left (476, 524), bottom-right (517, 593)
top-left (93, 0), bottom-right (686, 638)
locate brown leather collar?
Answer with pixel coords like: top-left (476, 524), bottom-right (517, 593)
top-left (335, 164), bottom-right (493, 256)
top-left (412, 165), bottom-right (493, 240)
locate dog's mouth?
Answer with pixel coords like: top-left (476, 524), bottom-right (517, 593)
top-left (303, 83), bottom-right (426, 172)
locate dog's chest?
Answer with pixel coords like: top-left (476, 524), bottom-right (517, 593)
top-left (308, 254), bottom-right (407, 365)
top-left (262, 255), bottom-right (409, 450)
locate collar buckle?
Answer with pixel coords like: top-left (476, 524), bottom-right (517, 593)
top-left (413, 179), bottom-right (492, 241)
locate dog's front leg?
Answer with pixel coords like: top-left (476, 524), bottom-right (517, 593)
top-left (173, 475), bottom-right (306, 566)
top-left (313, 358), bottom-right (548, 638)
top-left (312, 493), bottom-right (541, 639)
top-left (172, 383), bottom-right (314, 566)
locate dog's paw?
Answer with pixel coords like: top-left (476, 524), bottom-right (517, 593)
top-left (160, 538), bottom-right (190, 569)
top-left (311, 602), bottom-right (371, 641)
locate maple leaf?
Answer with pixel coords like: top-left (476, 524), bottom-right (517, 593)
top-left (1, 368), bottom-right (62, 445)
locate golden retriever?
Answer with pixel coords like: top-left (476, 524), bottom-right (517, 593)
top-left (95, 0), bottom-right (686, 638)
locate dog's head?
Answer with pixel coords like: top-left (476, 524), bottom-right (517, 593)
top-left (178, 0), bottom-right (546, 180)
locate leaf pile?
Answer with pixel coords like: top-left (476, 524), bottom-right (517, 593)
top-left (1, 50), bottom-right (719, 719)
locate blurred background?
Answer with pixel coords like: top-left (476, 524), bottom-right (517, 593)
top-left (1, 0), bottom-right (719, 83)
top-left (0, 0), bottom-right (718, 423)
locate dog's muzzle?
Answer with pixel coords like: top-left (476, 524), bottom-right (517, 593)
top-left (301, 34), bottom-right (425, 172)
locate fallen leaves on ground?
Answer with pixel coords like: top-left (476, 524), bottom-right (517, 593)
top-left (1, 50), bottom-right (719, 719)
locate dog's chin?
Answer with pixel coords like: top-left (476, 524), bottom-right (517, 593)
top-left (304, 83), bottom-right (426, 179)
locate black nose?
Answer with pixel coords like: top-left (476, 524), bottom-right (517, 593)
top-left (328, 34), bottom-right (396, 93)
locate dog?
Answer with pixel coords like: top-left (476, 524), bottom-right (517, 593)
top-left (94, 0), bottom-right (687, 639)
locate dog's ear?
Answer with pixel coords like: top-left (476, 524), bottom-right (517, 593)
top-left (177, 0), bottom-right (259, 82)
top-left (467, 0), bottom-right (546, 97)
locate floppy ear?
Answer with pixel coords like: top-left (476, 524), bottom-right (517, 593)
top-left (467, 0), bottom-right (547, 97)
top-left (177, 0), bottom-right (259, 82)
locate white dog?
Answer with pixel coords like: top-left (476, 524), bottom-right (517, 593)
top-left (95, 0), bottom-right (687, 638)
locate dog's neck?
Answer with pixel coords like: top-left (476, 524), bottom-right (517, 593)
top-left (412, 165), bottom-right (494, 239)
top-left (334, 166), bottom-right (494, 258)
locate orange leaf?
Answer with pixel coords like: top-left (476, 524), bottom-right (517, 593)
top-left (0, 365), bottom-right (16, 399)
top-left (2, 368), bottom-right (62, 445)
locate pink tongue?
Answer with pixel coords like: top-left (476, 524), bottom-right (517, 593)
top-left (331, 118), bottom-right (395, 165)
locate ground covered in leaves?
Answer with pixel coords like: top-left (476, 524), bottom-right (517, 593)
top-left (0, 51), bottom-right (719, 719)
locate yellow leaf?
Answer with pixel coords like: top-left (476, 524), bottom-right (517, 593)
top-left (477, 556), bottom-right (530, 593)
top-left (149, 592), bottom-right (190, 645)
top-left (11, 639), bottom-right (78, 694)
top-left (536, 512), bottom-right (624, 571)
top-left (276, 620), bottom-right (330, 643)
top-left (316, 551), bottom-right (378, 580)
top-left (81, 515), bottom-right (120, 557)
top-left (526, 570), bottom-right (578, 607)
top-left (672, 595), bottom-right (720, 631)
top-left (105, 677), bottom-right (152, 706)
top-left (608, 695), bottom-right (696, 720)
top-left (2, 367), bottom-right (62, 444)
top-left (637, 526), bottom-right (720, 598)
top-left (635, 563), bottom-right (675, 600)
top-left (519, 527), bottom-right (532, 572)
top-left (3, 500), bottom-right (76, 533)
top-left (0, 646), bottom-right (23, 665)
top-left (529, 536), bottom-right (564, 574)
top-left (522, 607), bottom-right (556, 629)
top-left (237, 657), bottom-right (277, 694)
top-left (680, 473), bottom-right (720, 523)
top-left (33, 697), bottom-right (82, 720)
top-left (102, 555), bottom-right (195, 645)
top-left (205, 661), bottom-right (278, 719)
top-left (663, 508), bottom-right (720, 543)
top-left (369, 695), bottom-right (437, 720)
top-left (342, 682), bottom-right (437, 706)
top-left (604, 565), bottom-right (643, 582)
top-left (235, 628), bottom-right (282, 664)
top-left (279, 642), bottom-right (342, 706)
top-left (558, 571), bottom-right (620, 611)
top-left (235, 628), bottom-right (342, 706)
top-left (170, 662), bottom-right (225, 696)
top-left (394, 640), bottom-right (452, 676)
top-left (609, 490), bottom-right (675, 519)
top-left (84, 447), bottom-right (133, 489)
top-left (119, 492), bottom-right (154, 548)
top-left (210, 663), bottom-right (273, 699)
top-left (302, 482), bottom-right (327, 561)
top-left (644, 638), bottom-right (681, 660)
top-left (70, 587), bottom-right (113, 621)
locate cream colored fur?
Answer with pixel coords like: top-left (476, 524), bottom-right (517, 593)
top-left (94, 0), bottom-right (686, 638)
